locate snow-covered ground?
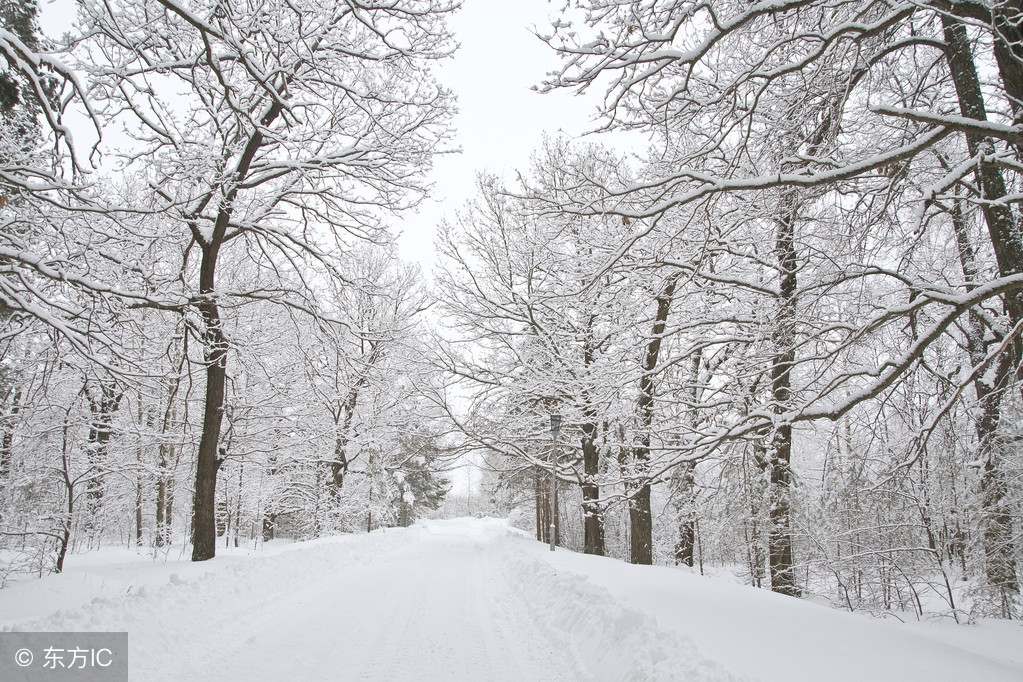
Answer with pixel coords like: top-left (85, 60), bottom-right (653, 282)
top-left (2, 518), bottom-right (1021, 681)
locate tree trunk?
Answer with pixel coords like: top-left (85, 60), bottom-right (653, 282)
top-left (155, 470), bottom-right (169, 547)
top-left (768, 206), bottom-right (800, 598)
top-left (673, 462), bottom-right (696, 566)
top-left (629, 485), bottom-right (652, 564)
top-left (0, 386), bottom-right (21, 478)
top-left (329, 378), bottom-right (366, 492)
top-left (234, 461), bottom-right (244, 547)
top-left (578, 314), bottom-right (606, 555)
top-left (191, 244), bottom-right (228, 561)
top-left (189, 100), bottom-right (279, 561)
top-left (944, 17), bottom-right (1023, 321)
top-left (135, 450), bottom-right (144, 547)
top-left (630, 273), bottom-right (680, 565)
top-left (56, 415), bottom-right (75, 573)
top-left (580, 422), bottom-right (604, 555)
top-left (535, 465), bottom-right (551, 543)
top-left (674, 352), bottom-right (702, 567)
top-left (155, 358), bottom-right (182, 548)
top-left (944, 16), bottom-right (1022, 611)
top-left (85, 381), bottom-right (121, 505)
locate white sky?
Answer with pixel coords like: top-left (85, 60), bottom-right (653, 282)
top-left (393, 0), bottom-right (605, 272)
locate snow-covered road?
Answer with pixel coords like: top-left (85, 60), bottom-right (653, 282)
top-left (3, 518), bottom-right (1021, 681)
top-left (3, 519), bottom-right (731, 681)
top-left (192, 522), bottom-right (591, 681)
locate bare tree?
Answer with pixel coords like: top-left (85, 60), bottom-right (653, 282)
top-left (75, 0), bottom-right (456, 560)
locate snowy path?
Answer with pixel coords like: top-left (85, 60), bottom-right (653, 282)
top-left (191, 524), bottom-right (586, 681)
top-left (3, 520), bottom-right (730, 681)
top-left (3, 518), bottom-right (1022, 681)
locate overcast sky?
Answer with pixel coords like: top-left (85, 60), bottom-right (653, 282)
top-left (393, 0), bottom-right (603, 272)
top-left (39, 0), bottom-right (606, 273)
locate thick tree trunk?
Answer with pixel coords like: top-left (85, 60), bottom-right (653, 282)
top-left (189, 101), bottom-right (278, 561)
top-left (262, 513), bottom-right (276, 542)
top-left (579, 317), bottom-right (605, 555)
top-left (580, 422), bottom-right (604, 555)
top-left (629, 484), bottom-right (653, 564)
top-left (673, 462), bottom-right (696, 566)
top-left (944, 16), bottom-right (1021, 610)
top-left (85, 381), bottom-right (121, 504)
top-left (328, 392), bottom-right (359, 495)
top-left (768, 207), bottom-right (800, 598)
top-left (944, 18), bottom-right (1023, 315)
top-left (630, 273), bottom-right (680, 565)
top-left (192, 245), bottom-right (228, 561)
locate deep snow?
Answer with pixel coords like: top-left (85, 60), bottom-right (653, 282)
top-left (1, 518), bottom-right (1021, 681)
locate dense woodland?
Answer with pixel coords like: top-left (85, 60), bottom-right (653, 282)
top-left (2, 0), bottom-right (1022, 623)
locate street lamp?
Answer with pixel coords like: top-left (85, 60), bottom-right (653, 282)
top-left (549, 414), bottom-right (561, 551)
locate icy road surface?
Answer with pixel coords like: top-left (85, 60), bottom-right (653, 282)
top-left (3, 518), bottom-right (1022, 681)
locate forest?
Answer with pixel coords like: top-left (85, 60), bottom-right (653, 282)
top-left (1, 0), bottom-right (1021, 624)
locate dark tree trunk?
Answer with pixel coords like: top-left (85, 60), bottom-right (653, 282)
top-left (191, 243), bottom-right (229, 561)
top-left (535, 465), bottom-right (551, 543)
top-left (673, 462), bottom-right (696, 566)
top-left (580, 422), bottom-right (604, 555)
top-left (630, 273), bottom-right (680, 565)
top-left (189, 100), bottom-right (280, 562)
top-left (944, 16), bottom-right (1022, 610)
top-left (261, 513), bottom-right (276, 542)
top-left (56, 416), bottom-right (75, 573)
top-left (629, 485), bottom-right (652, 564)
top-left (85, 381), bottom-right (121, 505)
top-left (944, 18), bottom-right (1023, 310)
top-left (135, 455), bottom-right (144, 546)
top-left (155, 472), bottom-right (169, 546)
top-left (673, 353), bottom-right (701, 567)
top-left (767, 206), bottom-right (800, 598)
top-left (580, 327), bottom-right (605, 556)
top-left (941, 1), bottom-right (1023, 131)
top-left (0, 386), bottom-right (21, 478)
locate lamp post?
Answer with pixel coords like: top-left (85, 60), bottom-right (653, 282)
top-left (550, 414), bottom-right (561, 551)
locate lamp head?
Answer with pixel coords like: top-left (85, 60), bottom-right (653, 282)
top-left (550, 414), bottom-right (562, 433)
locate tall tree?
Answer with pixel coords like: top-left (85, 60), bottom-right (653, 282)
top-left (75, 0), bottom-right (456, 560)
